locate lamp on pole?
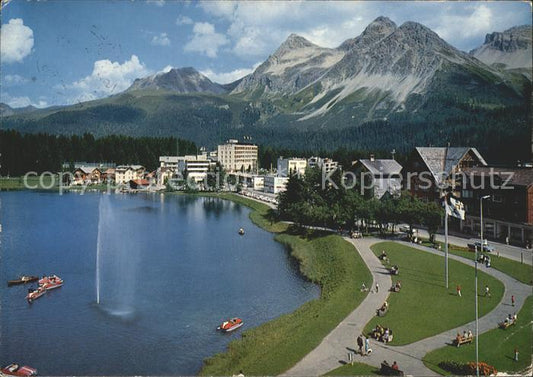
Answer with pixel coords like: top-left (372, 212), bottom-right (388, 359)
top-left (476, 194), bottom-right (491, 377)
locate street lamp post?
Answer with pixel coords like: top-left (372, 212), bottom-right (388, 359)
top-left (476, 195), bottom-right (491, 377)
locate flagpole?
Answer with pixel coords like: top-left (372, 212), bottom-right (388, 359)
top-left (445, 208), bottom-right (449, 288)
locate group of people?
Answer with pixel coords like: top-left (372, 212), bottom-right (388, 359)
top-left (377, 301), bottom-right (389, 316)
top-left (379, 250), bottom-right (389, 262)
top-left (503, 313), bottom-right (517, 325)
top-left (391, 280), bottom-right (402, 292)
top-left (389, 265), bottom-right (399, 275)
top-left (371, 324), bottom-right (393, 343)
top-left (455, 329), bottom-right (473, 344)
top-left (382, 360), bottom-right (400, 371)
top-left (478, 254), bottom-right (491, 267)
top-left (356, 334), bottom-right (372, 355)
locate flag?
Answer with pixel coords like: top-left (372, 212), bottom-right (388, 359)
top-left (442, 194), bottom-right (465, 220)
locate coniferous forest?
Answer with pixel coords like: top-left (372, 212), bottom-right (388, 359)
top-left (0, 130), bottom-right (197, 175)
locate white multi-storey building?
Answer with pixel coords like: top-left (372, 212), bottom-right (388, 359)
top-left (277, 157), bottom-right (307, 177)
top-left (115, 165), bottom-right (145, 184)
top-left (308, 157), bottom-right (339, 173)
top-left (264, 175), bottom-right (289, 194)
top-left (158, 155), bottom-right (214, 185)
top-left (217, 139), bottom-right (258, 173)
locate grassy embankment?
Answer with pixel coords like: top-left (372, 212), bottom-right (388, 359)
top-left (423, 295), bottom-right (532, 375)
top-left (420, 239), bottom-right (532, 285)
top-left (326, 361), bottom-right (380, 376)
top-left (363, 242), bottom-right (504, 346)
top-left (0, 175), bottom-right (58, 190)
top-left (199, 193), bottom-right (372, 376)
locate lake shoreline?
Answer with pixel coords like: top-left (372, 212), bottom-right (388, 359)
top-left (193, 192), bottom-right (372, 376)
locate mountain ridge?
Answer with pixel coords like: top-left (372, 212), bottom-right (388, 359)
top-left (1, 17), bottom-right (530, 164)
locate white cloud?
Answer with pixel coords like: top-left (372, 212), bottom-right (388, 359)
top-left (0, 18), bottom-right (34, 63)
top-left (433, 5), bottom-right (493, 43)
top-left (184, 22), bottom-right (229, 58)
top-left (199, 2), bottom-right (371, 57)
top-left (176, 15), bottom-right (193, 25)
top-left (1, 92), bottom-right (47, 108)
top-left (200, 62), bottom-right (261, 84)
top-left (2, 74), bottom-right (28, 85)
top-left (67, 55), bottom-right (151, 99)
top-left (147, 0), bottom-right (165, 7)
top-left (151, 32), bottom-right (171, 46)
top-left (195, 1), bottom-right (530, 59)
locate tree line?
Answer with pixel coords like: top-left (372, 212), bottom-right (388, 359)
top-left (277, 167), bottom-right (443, 242)
top-left (0, 130), bottom-right (197, 176)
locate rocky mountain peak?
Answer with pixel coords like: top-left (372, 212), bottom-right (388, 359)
top-left (471, 24), bottom-right (532, 70)
top-left (339, 16), bottom-right (396, 51)
top-left (273, 33), bottom-right (317, 57)
top-left (127, 66), bottom-right (227, 94)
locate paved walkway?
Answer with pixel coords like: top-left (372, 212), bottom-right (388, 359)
top-left (413, 227), bottom-right (532, 266)
top-left (283, 237), bottom-right (532, 376)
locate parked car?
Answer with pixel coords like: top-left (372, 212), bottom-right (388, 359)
top-left (467, 240), bottom-right (495, 253)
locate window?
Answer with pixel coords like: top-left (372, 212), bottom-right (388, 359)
top-left (461, 190), bottom-right (473, 198)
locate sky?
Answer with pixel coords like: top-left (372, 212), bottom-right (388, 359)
top-left (0, 0), bottom-right (531, 108)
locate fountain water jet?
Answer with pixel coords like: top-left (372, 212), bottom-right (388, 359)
top-left (95, 195), bottom-right (140, 316)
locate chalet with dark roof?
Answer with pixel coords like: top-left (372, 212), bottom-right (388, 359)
top-left (403, 147), bottom-right (488, 202)
top-left (353, 155), bottom-right (402, 199)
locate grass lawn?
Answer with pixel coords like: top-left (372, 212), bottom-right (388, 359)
top-left (199, 194), bottom-right (372, 375)
top-left (363, 242), bottom-right (504, 345)
top-left (420, 239), bottom-right (532, 286)
top-left (423, 295), bottom-right (533, 375)
top-left (326, 362), bottom-right (380, 376)
top-left (0, 175), bottom-right (58, 190)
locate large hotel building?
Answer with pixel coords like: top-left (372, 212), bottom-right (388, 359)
top-left (217, 139), bottom-right (258, 172)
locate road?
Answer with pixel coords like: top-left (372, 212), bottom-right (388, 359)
top-left (414, 228), bottom-right (532, 266)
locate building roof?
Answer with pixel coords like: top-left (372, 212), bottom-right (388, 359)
top-left (116, 165), bottom-right (144, 171)
top-left (464, 166), bottom-right (533, 187)
top-left (374, 178), bottom-right (402, 199)
top-left (415, 147), bottom-right (487, 185)
top-left (76, 166), bottom-right (98, 174)
top-left (358, 159), bottom-right (402, 176)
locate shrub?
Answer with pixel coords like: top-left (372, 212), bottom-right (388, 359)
top-left (439, 361), bottom-right (497, 376)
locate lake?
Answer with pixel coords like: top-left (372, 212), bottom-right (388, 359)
top-left (0, 191), bottom-right (319, 375)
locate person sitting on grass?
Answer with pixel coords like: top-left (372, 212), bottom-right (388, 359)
top-left (378, 301), bottom-right (388, 312)
top-left (379, 250), bottom-right (388, 262)
top-left (383, 328), bottom-right (390, 343)
top-left (456, 332), bottom-right (462, 343)
top-left (467, 330), bottom-right (473, 338)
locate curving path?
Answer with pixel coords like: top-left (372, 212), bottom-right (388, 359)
top-left (283, 237), bottom-right (532, 376)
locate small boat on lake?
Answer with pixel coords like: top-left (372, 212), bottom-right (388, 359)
top-left (1, 363), bottom-right (38, 376)
top-left (39, 275), bottom-right (64, 290)
top-left (7, 276), bottom-right (39, 287)
top-left (26, 287), bottom-right (46, 303)
top-left (238, 228), bottom-right (245, 235)
top-left (217, 317), bottom-right (243, 332)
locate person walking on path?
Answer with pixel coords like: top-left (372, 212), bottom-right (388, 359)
top-left (456, 284), bottom-right (462, 297)
top-left (514, 346), bottom-right (519, 361)
top-left (375, 283), bottom-right (379, 293)
top-left (364, 336), bottom-right (370, 356)
top-left (357, 334), bottom-right (364, 355)
top-left (485, 285), bottom-right (491, 297)
top-left (511, 295), bottom-right (515, 307)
